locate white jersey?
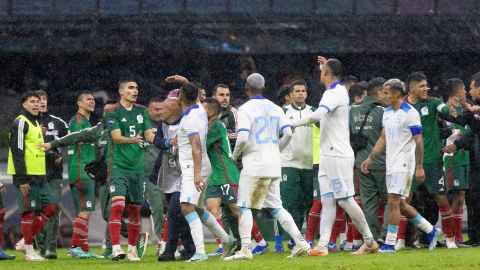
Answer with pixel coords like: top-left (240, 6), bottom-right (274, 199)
top-left (318, 82), bottom-right (354, 158)
top-left (383, 101), bottom-right (422, 174)
top-left (177, 104), bottom-right (211, 178)
top-left (236, 96), bottom-right (290, 178)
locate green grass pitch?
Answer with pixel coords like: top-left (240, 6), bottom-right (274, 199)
top-left (4, 242), bottom-right (480, 270)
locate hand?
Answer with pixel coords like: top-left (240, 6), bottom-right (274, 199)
top-left (317, 56), bottom-right (328, 68)
top-left (443, 144), bottom-right (457, 154)
top-left (131, 131), bottom-right (144, 146)
top-left (165, 75), bottom-right (189, 84)
top-left (54, 157), bottom-right (63, 165)
top-left (19, 183), bottom-right (30, 197)
top-left (170, 138), bottom-right (177, 147)
top-left (37, 143), bottom-right (52, 151)
top-left (194, 174), bottom-right (206, 192)
top-left (41, 126), bottom-right (47, 134)
top-left (471, 105), bottom-right (480, 113)
top-left (415, 166), bottom-right (426, 184)
top-left (361, 157), bottom-right (372, 174)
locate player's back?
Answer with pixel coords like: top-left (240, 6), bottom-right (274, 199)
top-left (237, 97), bottom-right (288, 178)
top-left (178, 105), bottom-right (211, 178)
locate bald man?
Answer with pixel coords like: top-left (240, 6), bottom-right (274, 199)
top-left (155, 98), bottom-right (196, 261)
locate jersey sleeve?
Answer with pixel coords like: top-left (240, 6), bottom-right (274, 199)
top-left (182, 115), bottom-right (200, 137)
top-left (104, 111), bottom-right (119, 132)
top-left (143, 108), bottom-right (152, 131)
top-left (432, 98), bottom-right (450, 117)
top-left (319, 90), bottom-right (341, 112)
top-left (278, 108), bottom-right (291, 134)
top-left (407, 109), bottom-right (422, 136)
top-left (236, 107), bottom-right (251, 133)
top-left (207, 122), bottom-right (223, 148)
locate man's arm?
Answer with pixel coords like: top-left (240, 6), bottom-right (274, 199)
top-left (111, 129), bottom-right (143, 145)
top-left (413, 134), bottom-right (425, 183)
top-left (9, 118), bottom-right (28, 184)
top-left (153, 122), bottom-right (173, 150)
top-left (232, 130), bottom-right (248, 162)
top-left (291, 106), bottom-right (327, 127)
top-left (49, 124), bottom-right (100, 148)
top-left (188, 134), bottom-right (204, 191)
top-left (361, 129), bottom-right (386, 173)
top-left (278, 126), bottom-right (292, 152)
top-left (144, 128), bottom-right (154, 144)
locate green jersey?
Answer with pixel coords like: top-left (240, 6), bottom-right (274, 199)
top-left (408, 97), bottom-right (450, 164)
top-left (105, 103), bottom-right (152, 173)
top-left (443, 105), bottom-right (470, 167)
top-left (68, 113), bottom-right (95, 182)
top-left (207, 120), bottom-right (239, 186)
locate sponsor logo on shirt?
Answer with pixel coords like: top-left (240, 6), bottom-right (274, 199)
top-left (121, 118), bottom-right (127, 122)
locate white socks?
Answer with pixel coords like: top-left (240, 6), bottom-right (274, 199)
top-left (185, 212), bottom-right (205, 254)
top-left (385, 224), bottom-right (399, 246)
top-left (338, 197), bottom-right (374, 242)
top-left (200, 210), bottom-right (230, 244)
top-left (409, 213), bottom-right (433, 233)
top-left (318, 195), bottom-right (336, 248)
top-left (25, 244), bottom-right (35, 255)
top-left (238, 208), bottom-right (253, 250)
top-left (273, 208), bottom-right (306, 246)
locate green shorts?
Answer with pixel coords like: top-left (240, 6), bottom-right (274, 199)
top-left (206, 184), bottom-right (237, 205)
top-left (17, 182), bottom-right (53, 212)
top-left (70, 178), bottom-right (96, 213)
top-left (445, 165), bottom-right (470, 191)
top-left (109, 170), bottom-right (145, 204)
top-left (412, 163), bottom-right (446, 195)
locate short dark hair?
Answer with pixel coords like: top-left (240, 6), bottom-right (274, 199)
top-left (118, 78), bottom-right (137, 89)
top-left (212, 84), bottom-right (229, 95)
top-left (341, 75), bottom-right (358, 85)
top-left (290, 80), bottom-right (308, 91)
top-left (77, 90), bottom-right (93, 102)
top-left (326, 59), bottom-right (342, 78)
top-left (276, 85), bottom-right (292, 106)
top-left (193, 82), bottom-right (205, 91)
top-left (149, 97), bottom-right (163, 105)
top-left (201, 97), bottom-right (221, 116)
top-left (349, 82), bottom-right (368, 104)
top-left (406, 72), bottom-right (427, 90)
top-left (367, 77), bottom-right (386, 96)
top-left (180, 83), bottom-right (199, 104)
top-left (21, 91), bottom-right (40, 104)
top-left (444, 78), bottom-right (464, 98)
top-left (35, 89), bottom-right (47, 99)
top-left (472, 72), bottom-right (480, 88)
top-left (105, 99), bottom-right (117, 105)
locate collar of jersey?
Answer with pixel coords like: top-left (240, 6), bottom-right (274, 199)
top-left (183, 104), bottom-right (199, 116)
top-left (328, 81), bottom-right (343, 90)
top-left (250, 95), bottom-right (265, 99)
top-left (290, 103), bottom-right (307, 111)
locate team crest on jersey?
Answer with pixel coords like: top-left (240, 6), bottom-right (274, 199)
top-left (454, 179), bottom-right (459, 186)
top-left (421, 106), bottom-right (429, 116)
top-left (86, 201), bottom-right (92, 208)
top-left (48, 122), bottom-right (54, 129)
top-left (110, 185), bottom-right (116, 193)
top-left (137, 114), bottom-right (144, 124)
top-left (107, 119), bottom-right (115, 127)
top-left (31, 200), bottom-right (36, 207)
top-left (282, 174), bottom-right (288, 181)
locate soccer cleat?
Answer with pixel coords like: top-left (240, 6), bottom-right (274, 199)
top-left (111, 247), bottom-right (126, 261)
top-left (343, 242), bottom-right (353, 251)
top-left (15, 238), bottom-right (26, 254)
top-left (456, 241), bottom-right (472, 248)
top-left (352, 240), bottom-right (379, 255)
top-left (158, 252), bottom-right (175, 262)
top-left (288, 242), bottom-right (310, 258)
top-left (136, 232), bottom-right (149, 258)
top-left (327, 242), bottom-right (337, 251)
top-left (157, 241), bottom-right (166, 257)
top-left (221, 237), bottom-right (237, 259)
top-left (252, 242), bottom-right (269, 255)
top-left (44, 250), bottom-right (57, 259)
top-left (308, 247), bottom-right (328, 257)
top-left (351, 245), bottom-right (361, 252)
top-left (102, 249), bottom-right (113, 259)
top-left (274, 235), bottom-right (284, 252)
top-left (208, 247), bottom-right (223, 257)
top-left (426, 227), bottom-right (441, 251)
top-left (0, 249), bottom-right (16, 260)
top-left (68, 247), bottom-right (90, 259)
top-left (395, 239), bottom-right (406, 251)
top-left (223, 248), bottom-right (253, 261)
top-left (307, 240), bottom-right (314, 249)
top-left (339, 240), bottom-right (346, 250)
top-left (85, 250), bottom-right (103, 259)
top-left (445, 238), bottom-right (458, 249)
top-left (378, 244), bottom-right (396, 253)
top-left (287, 239), bottom-right (296, 250)
top-left (187, 252), bottom-right (208, 262)
top-left (127, 250), bottom-right (141, 261)
top-left (25, 252), bottom-right (46, 261)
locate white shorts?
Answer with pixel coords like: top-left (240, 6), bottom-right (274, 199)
top-left (318, 156), bottom-right (355, 199)
top-left (179, 168), bottom-right (210, 206)
top-left (236, 176), bottom-right (283, 210)
top-left (386, 172), bottom-right (413, 199)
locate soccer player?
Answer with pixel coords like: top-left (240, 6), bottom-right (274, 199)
top-left (104, 79), bottom-right (155, 261)
top-left (8, 91), bottom-right (57, 261)
top-left (361, 79), bottom-right (440, 253)
top-left (280, 80), bottom-right (315, 250)
top-left (404, 72), bottom-right (460, 249)
top-left (67, 91), bottom-right (102, 258)
top-left (34, 89), bottom-right (68, 259)
top-left (226, 73), bottom-right (310, 260)
top-left (291, 56), bottom-right (377, 256)
top-left (0, 182), bottom-right (15, 260)
top-left (349, 78), bottom-right (388, 243)
top-left (177, 82), bottom-right (236, 262)
top-left (202, 97), bottom-right (269, 255)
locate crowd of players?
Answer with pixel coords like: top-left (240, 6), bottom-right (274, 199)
top-left (1, 55), bottom-right (480, 262)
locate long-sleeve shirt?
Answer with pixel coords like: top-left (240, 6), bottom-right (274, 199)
top-left (39, 112), bottom-right (68, 180)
